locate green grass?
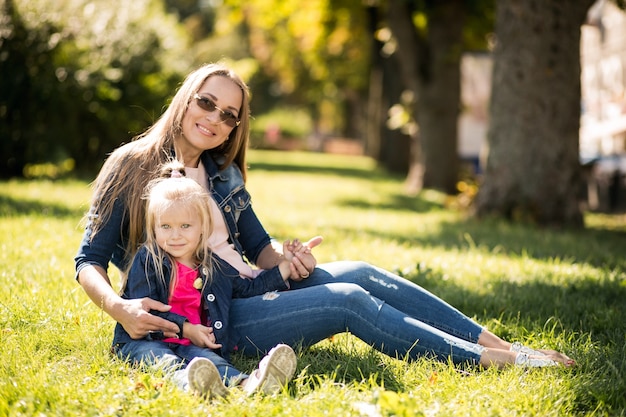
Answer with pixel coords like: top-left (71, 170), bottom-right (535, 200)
top-left (1, 149), bottom-right (625, 416)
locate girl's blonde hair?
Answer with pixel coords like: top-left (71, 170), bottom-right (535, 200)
top-left (88, 63), bottom-right (250, 269)
top-left (125, 161), bottom-right (214, 293)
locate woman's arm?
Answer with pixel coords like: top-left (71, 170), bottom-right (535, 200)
top-left (78, 265), bottom-right (180, 339)
top-left (75, 188), bottom-right (179, 339)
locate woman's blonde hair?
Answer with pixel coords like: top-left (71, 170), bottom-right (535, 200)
top-left (88, 63), bottom-right (250, 268)
top-left (127, 161), bottom-right (214, 293)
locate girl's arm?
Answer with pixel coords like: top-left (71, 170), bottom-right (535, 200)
top-left (212, 256), bottom-right (289, 299)
top-left (182, 322), bottom-right (222, 349)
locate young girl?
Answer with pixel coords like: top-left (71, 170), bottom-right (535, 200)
top-left (112, 162), bottom-right (299, 398)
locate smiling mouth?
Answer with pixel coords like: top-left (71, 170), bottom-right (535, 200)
top-left (167, 243), bottom-right (187, 249)
top-left (197, 124), bottom-right (214, 135)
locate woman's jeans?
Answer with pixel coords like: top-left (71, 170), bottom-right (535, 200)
top-left (114, 341), bottom-right (247, 389)
top-left (231, 261), bottom-right (485, 365)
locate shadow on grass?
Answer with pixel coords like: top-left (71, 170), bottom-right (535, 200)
top-left (338, 193), bottom-right (445, 213)
top-left (435, 219), bottom-right (626, 272)
top-left (0, 194), bottom-right (84, 219)
top-left (321, 216), bottom-right (626, 274)
top-left (249, 161), bottom-right (400, 183)
top-left (408, 269), bottom-right (626, 339)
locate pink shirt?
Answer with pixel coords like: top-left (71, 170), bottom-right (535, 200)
top-left (163, 262), bottom-right (203, 345)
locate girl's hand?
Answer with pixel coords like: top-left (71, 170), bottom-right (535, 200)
top-left (282, 239), bottom-right (303, 262)
top-left (289, 236), bottom-right (323, 281)
top-left (183, 322), bottom-right (222, 349)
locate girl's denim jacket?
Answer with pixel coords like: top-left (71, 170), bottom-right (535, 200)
top-left (112, 245), bottom-right (288, 359)
top-left (74, 151), bottom-right (273, 276)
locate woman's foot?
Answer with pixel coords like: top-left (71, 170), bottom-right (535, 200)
top-left (243, 344), bottom-right (297, 395)
top-left (187, 357), bottom-right (228, 398)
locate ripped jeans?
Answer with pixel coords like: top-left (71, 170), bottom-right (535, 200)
top-left (230, 261), bottom-right (486, 365)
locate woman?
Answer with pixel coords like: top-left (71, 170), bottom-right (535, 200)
top-left (75, 63), bottom-right (574, 370)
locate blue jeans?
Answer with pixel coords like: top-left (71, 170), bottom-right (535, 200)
top-left (230, 261), bottom-right (485, 365)
top-left (114, 341), bottom-right (247, 389)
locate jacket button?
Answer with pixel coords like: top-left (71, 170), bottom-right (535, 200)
top-left (213, 321), bottom-right (223, 329)
top-left (224, 205), bottom-right (231, 213)
top-left (207, 294), bottom-right (216, 302)
top-left (234, 232), bottom-right (240, 238)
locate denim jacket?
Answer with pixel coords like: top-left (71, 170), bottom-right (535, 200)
top-left (74, 151), bottom-right (273, 275)
top-left (113, 245), bottom-right (288, 359)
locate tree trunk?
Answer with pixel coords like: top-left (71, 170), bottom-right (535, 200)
top-left (380, 46), bottom-right (411, 174)
top-left (387, 0), bottom-right (465, 194)
top-left (475, 0), bottom-right (593, 227)
top-left (365, 5), bottom-right (382, 159)
top-left (418, 1), bottom-right (464, 194)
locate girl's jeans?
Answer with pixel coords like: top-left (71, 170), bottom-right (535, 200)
top-left (231, 261), bottom-right (485, 365)
top-left (114, 341), bottom-right (247, 390)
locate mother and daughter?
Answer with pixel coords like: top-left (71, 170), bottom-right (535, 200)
top-left (74, 63), bottom-right (574, 398)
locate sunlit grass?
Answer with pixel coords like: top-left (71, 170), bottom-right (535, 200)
top-left (1, 150), bottom-right (625, 416)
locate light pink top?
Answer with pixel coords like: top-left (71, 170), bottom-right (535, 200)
top-left (185, 164), bottom-right (262, 279)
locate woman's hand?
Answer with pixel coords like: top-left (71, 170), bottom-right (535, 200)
top-left (117, 298), bottom-right (181, 339)
top-left (78, 265), bottom-right (180, 339)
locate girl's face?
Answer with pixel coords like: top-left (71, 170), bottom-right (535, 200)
top-left (178, 75), bottom-right (243, 166)
top-left (154, 203), bottom-right (202, 267)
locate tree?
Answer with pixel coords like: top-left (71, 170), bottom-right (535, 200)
top-left (474, 0), bottom-right (595, 227)
top-left (0, 0), bottom-right (189, 178)
top-left (382, 0), bottom-right (494, 193)
top-left (0, 0), bottom-right (60, 177)
top-left (221, 0), bottom-right (495, 189)
top-left (385, 0), bottom-right (466, 194)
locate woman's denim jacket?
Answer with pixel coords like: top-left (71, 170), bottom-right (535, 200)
top-left (112, 245), bottom-right (288, 359)
top-left (74, 151), bottom-right (273, 276)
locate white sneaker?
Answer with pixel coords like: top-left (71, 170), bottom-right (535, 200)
top-left (510, 341), bottom-right (547, 356)
top-left (243, 344), bottom-right (297, 395)
top-left (514, 352), bottom-right (558, 367)
top-left (187, 357), bottom-right (228, 398)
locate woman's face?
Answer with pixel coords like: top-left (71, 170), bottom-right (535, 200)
top-left (178, 75), bottom-right (243, 166)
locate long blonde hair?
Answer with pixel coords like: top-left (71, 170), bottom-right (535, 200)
top-left (133, 163), bottom-right (214, 293)
top-left (88, 63), bottom-right (251, 268)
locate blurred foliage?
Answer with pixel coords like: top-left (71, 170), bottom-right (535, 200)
top-left (224, 0), bottom-right (372, 137)
top-left (1, 0), bottom-right (190, 177)
top-left (248, 106), bottom-right (313, 149)
top-left (0, 0), bottom-right (498, 179)
top-left (23, 158), bottom-right (74, 179)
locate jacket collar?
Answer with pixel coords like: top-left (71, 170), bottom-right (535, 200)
top-left (200, 151), bottom-right (230, 182)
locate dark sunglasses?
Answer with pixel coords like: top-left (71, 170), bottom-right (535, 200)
top-left (192, 93), bottom-right (241, 127)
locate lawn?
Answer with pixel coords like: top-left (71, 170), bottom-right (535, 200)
top-left (1, 149), bottom-right (625, 416)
